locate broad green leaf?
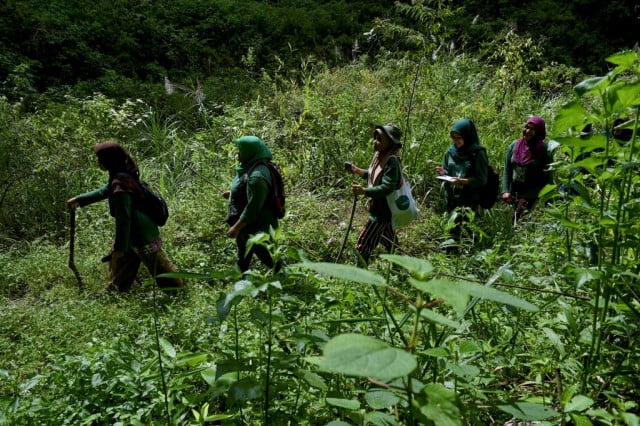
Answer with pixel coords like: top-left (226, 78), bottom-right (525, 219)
top-left (315, 334), bottom-right (417, 380)
top-left (422, 347), bottom-right (450, 358)
top-left (365, 389), bottom-right (401, 409)
top-left (458, 340), bottom-right (481, 355)
top-left (380, 254), bottom-right (433, 279)
top-left (569, 413), bottom-right (594, 426)
top-left (411, 278), bottom-right (538, 314)
top-left (326, 421), bottom-right (352, 426)
top-left (606, 50), bottom-right (638, 68)
top-left (449, 364), bottom-right (480, 381)
top-left (176, 352), bottom-right (209, 367)
top-left (326, 397), bottom-right (360, 410)
top-left (542, 327), bottom-right (565, 355)
top-left (553, 100), bottom-right (586, 134)
top-left (418, 383), bottom-right (463, 426)
top-left (410, 278), bottom-right (470, 315)
top-left (292, 262), bottom-right (387, 287)
top-left (159, 337), bottom-right (176, 359)
top-left (419, 309), bottom-right (461, 329)
top-left (300, 370), bottom-right (328, 391)
top-left (575, 76), bottom-right (608, 97)
top-left (611, 80), bottom-right (640, 109)
top-left (364, 411), bottom-right (402, 426)
top-left (465, 282), bottom-right (538, 312)
top-left (565, 395), bottom-right (594, 412)
top-left (497, 401), bottom-right (559, 420)
top-left (200, 367), bottom-right (217, 386)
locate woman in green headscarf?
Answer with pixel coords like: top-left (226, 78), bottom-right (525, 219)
top-left (436, 118), bottom-right (488, 211)
top-left (435, 119), bottom-right (488, 251)
top-left (224, 136), bottom-right (280, 272)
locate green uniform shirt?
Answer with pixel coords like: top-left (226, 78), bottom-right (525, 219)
top-left (502, 140), bottom-right (552, 200)
top-left (75, 184), bottom-right (160, 252)
top-left (362, 156), bottom-right (401, 222)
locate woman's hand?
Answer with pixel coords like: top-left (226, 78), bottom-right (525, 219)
top-left (67, 198), bottom-right (79, 210)
top-left (351, 183), bottom-right (365, 196)
top-left (436, 166), bottom-right (446, 176)
top-left (502, 192), bottom-right (512, 203)
top-left (227, 219), bottom-right (246, 238)
top-left (221, 190), bottom-right (231, 199)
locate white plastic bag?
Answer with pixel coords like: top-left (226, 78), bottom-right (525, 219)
top-left (386, 177), bottom-right (419, 229)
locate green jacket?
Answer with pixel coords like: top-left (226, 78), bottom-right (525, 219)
top-left (75, 184), bottom-right (160, 252)
top-left (227, 135), bottom-right (279, 236)
top-left (442, 145), bottom-right (488, 210)
top-left (362, 155), bottom-right (401, 222)
top-left (502, 140), bottom-right (552, 200)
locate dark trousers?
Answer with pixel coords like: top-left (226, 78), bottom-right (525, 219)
top-left (236, 231), bottom-right (280, 272)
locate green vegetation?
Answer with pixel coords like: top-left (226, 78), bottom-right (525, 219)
top-left (1, 1), bottom-right (639, 424)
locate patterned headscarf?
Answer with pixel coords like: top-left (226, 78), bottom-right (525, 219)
top-left (513, 116), bottom-right (546, 165)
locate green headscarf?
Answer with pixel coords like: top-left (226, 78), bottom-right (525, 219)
top-left (235, 136), bottom-right (273, 175)
top-left (447, 118), bottom-right (481, 162)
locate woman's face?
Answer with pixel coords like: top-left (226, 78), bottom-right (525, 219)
top-left (373, 129), bottom-right (392, 152)
top-left (523, 122), bottom-right (536, 142)
top-left (451, 132), bottom-right (464, 150)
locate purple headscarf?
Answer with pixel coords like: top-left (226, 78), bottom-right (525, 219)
top-left (513, 116), bottom-right (546, 165)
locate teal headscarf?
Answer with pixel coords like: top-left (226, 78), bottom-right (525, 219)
top-left (235, 136), bottom-right (272, 175)
top-left (447, 118), bottom-right (481, 162)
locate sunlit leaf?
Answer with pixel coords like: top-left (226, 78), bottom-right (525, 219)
top-left (292, 262), bottom-right (387, 287)
top-left (575, 76), bottom-right (608, 97)
top-left (410, 278), bottom-right (470, 315)
top-left (159, 337), bottom-right (176, 359)
top-left (313, 333), bottom-right (417, 380)
top-left (411, 278), bottom-right (537, 314)
top-left (606, 50), bottom-right (638, 68)
top-left (565, 395), bottom-right (594, 412)
top-left (380, 254), bottom-right (433, 279)
top-left (554, 100), bottom-right (587, 134)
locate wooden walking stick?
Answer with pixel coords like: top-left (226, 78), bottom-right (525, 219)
top-left (68, 208), bottom-right (84, 289)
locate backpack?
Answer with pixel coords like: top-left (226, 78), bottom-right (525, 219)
top-left (472, 148), bottom-right (500, 209)
top-left (249, 161), bottom-right (286, 219)
top-left (479, 165), bottom-right (500, 209)
top-left (114, 173), bottom-right (169, 226)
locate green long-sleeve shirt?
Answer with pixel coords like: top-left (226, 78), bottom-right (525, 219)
top-left (442, 146), bottom-right (488, 209)
top-left (502, 141), bottom-right (552, 200)
top-left (75, 184), bottom-right (159, 252)
top-left (361, 155), bottom-right (401, 222)
top-left (228, 163), bottom-right (278, 234)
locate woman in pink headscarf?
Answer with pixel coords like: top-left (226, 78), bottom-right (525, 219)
top-left (501, 116), bottom-right (553, 214)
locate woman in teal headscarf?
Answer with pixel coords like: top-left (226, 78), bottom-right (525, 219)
top-left (435, 119), bottom-right (488, 251)
top-left (224, 136), bottom-right (280, 272)
top-left (436, 118), bottom-right (488, 211)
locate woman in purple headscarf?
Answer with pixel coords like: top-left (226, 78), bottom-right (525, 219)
top-left (501, 116), bottom-right (553, 214)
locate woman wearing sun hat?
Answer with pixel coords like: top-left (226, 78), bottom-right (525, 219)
top-left (345, 123), bottom-right (402, 265)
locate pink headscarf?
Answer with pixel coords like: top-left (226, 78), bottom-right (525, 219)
top-left (513, 116), bottom-right (546, 165)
